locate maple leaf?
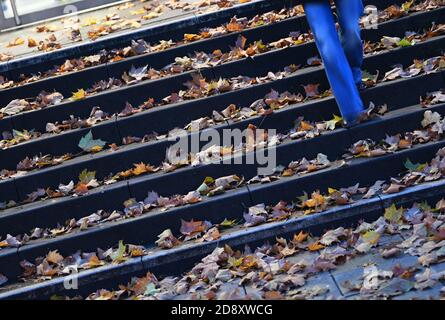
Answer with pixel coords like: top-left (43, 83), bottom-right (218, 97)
top-left (397, 38), bottom-right (412, 47)
top-left (404, 159), bottom-right (422, 171)
top-left (228, 256), bottom-right (243, 268)
top-left (7, 37), bottom-right (24, 47)
top-left (46, 250), bottom-right (64, 264)
top-left (184, 34), bottom-right (201, 42)
top-left (303, 83), bottom-right (320, 97)
top-left (28, 37), bottom-right (38, 47)
top-left (142, 12), bottom-right (161, 20)
top-left (78, 131), bottom-right (106, 152)
top-left (78, 169), bottom-right (96, 184)
top-left (74, 183), bottom-right (89, 195)
top-left (36, 260), bottom-right (58, 277)
top-left (180, 220), bottom-right (207, 237)
top-left (362, 230), bottom-right (381, 245)
top-left (144, 283), bottom-right (159, 296)
top-left (71, 89), bottom-right (86, 100)
top-left (320, 227), bottom-right (346, 246)
top-left (325, 114), bottom-right (343, 130)
top-left (132, 162), bottom-right (152, 176)
top-left (155, 229), bottom-right (180, 249)
top-left (303, 192), bottom-right (325, 209)
top-left (293, 231), bottom-right (308, 243)
top-left (129, 65), bottom-right (148, 81)
top-left (384, 204), bottom-right (404, 224)
top-left (219, 218), bottom-right (237, 228)
top-left (421, 110), bottom-right (441, 128)
top-left (111, 240), bottom-right (126, 263)
top-left (308, 241), bottom-right (325, 251)
top-left (86, 255), bottom-right (104, 268)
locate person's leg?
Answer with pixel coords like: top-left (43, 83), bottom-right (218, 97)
top-left (335, 0), bottom-right (364, 87)
top-left (303, 0), bottom-right (364, 123)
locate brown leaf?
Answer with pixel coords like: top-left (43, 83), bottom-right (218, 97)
top-left (46, 250), bottom-right (64, 264)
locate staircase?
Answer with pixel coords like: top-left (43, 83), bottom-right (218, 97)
top-left (0, 0), bottom-right (445, 299)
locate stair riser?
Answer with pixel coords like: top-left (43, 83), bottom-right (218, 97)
top-left (1, 130), bottom-right (444, 286)
top-left (2, 6), bottom-right (444, 135)
top-left (1, 66), bottom-right (443, 208)
top-left (2, 33), bottom-right (444, 175)
top-left (3, 167), bottom-right (445, 300)
top-left (2, 0), bottom-right (288, 83)
top-left (0, 0), bottom-right (415, 100)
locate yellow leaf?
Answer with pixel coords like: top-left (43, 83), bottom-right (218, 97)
top-left (131, 8), bottom-right (146, 15)
top-left (384, 204), bottom-right (404, 224)
top-left (71, 89), bottom-right (86, 100)
top-left (28, 37), bottom-right (38, 47)
top-left (325, 114), bottom-right (343, 130)
top-left (184, 33), bottom-right (201, 42)
top-left (228, 256), bottom-right (243, 268)
top-left (83, 17), bottom-right (97, 26)
top-left (303, 192), bottom-right (325, 208)
top-left (402, 0), bottom-right (414, 11)
top-left (130, 247), bottom-right (145, 257)
top-left (90, 145), bottom-right (103, 153)
top-left (7, 37), bottom-right (24, 47)
top-left (362, 230), bottom-right (380, 245)
top-left (130, 20), bottom-right (141, 29)
top-left (142, 12), bottom-right (161, 20)
top-left (308, 241), bottom-right (325, 251)
top-left (132, 162), bottom-right (152, 176)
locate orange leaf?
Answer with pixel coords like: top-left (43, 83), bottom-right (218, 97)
top-left (293, 231), bottom-right (308, 243)
top-left (263, 291), bottom-right (284, 300)
top-left (74, 183), bottom-right (89, 194)
top-left (308, 241), bottom-right (325, 251)
top-left (132, 162), bottom-right (152, 176)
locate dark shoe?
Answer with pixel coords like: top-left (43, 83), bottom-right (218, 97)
top-left (343, 102), bottom-right (384, 128)
top-left (343, 110), bottom-right (369, 128)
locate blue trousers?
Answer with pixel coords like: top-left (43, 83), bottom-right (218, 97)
top-left (303, 0), bottom-right (365, 123)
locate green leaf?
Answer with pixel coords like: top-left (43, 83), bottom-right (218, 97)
top-left (220, 218), bottom-right (238, 228)
top-left (144, 283), bottom-right (159, 296)
top-left (384, 204), bottom-right (404, 224)
top-left (78, 169), bottom-right (96, 184)
top-left (111, 240), bottom-right (126, 263)
top-left (78, 130), bottom-right (106, 152)
top-left (404, 159), bottom-right (420, 171)
top-left (197, 183), bottom-right (210, 195)
top-left (228, 256), bottom-right (243, 268)
top-left (397, 38), bottom-right (412, 47)
top-left (297, 191), bottom-right (309, 204)
top-left (404, 159), bottom-right (426, 172)
top-left (12, 129), bottom-right (27, 139)
top-left (402, 0), bottom-right (414, 11)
